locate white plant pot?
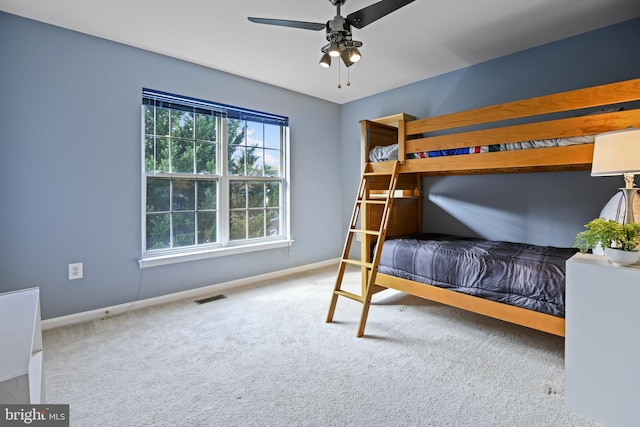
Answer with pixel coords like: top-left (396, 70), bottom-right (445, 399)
top-left (604, 247), bottom-right (640, 267)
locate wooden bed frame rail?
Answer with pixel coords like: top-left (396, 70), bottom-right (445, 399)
top-left (375, 274), bottom-right (565, 336)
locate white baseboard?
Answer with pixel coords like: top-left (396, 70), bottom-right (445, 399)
top-left (42, 258), bottom-right (339, 331)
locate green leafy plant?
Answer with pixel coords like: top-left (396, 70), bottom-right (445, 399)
top-left (574, 218), bottom-right (640, 253)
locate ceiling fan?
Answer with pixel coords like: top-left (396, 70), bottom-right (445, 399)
top-left (248, 0), bottom-right (415, 69)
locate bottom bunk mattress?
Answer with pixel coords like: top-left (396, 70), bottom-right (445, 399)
top-left (377, 234), bottom-right (578, 318)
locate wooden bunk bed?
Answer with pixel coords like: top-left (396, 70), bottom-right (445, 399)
top-left (326, 77), bottom-right (640, 338)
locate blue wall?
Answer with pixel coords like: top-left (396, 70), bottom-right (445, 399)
top-left (0, 12), bottom-right (343, 319)
top-left (341, 17), bottom-right (640, 247)
top-left (2, 12), bottom-right (640, 319)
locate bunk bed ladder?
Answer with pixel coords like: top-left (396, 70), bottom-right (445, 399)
top-left (326, 161), bottom-right (399, 337)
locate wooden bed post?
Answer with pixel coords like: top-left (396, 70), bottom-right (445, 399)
top-left (397, 118), bottom-right (406, 164)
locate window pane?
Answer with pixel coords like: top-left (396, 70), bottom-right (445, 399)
top-left (197, 180), bottom-right (217, 210)
top-left (173, 179), bottom-right (195, 211)
top-left (172, 140), bottom-right (194, 173)
top-left (146, 213), bottom-right (170, 250)
top-left (156, 108), bottom-right (170, 136)
top-left (228, 146), bottom-right (245, 175)
top-left (264, 148), bottom-right (280, 177)
top-left (173, 212), bottom-right (195, 247)
top-left (264, 124), bottom-right (280, 150)
top-left (228, 119), bottom-right (245, 146)
top-left (229, 181), bottom-right (246, 209)
top-left (145, 137), bottom-right (154, 172)
top-left (197, 211), bottom-right (217, 244)
top-left (246, 147), bottom-right (264, 176)
top-left (145, 136), bottom-right (171, 173)
top-left (195, 113), bottom-right (215, 142)
top-left (265, 182), bottom-right (280, 208)
top-left (171, 110), bottom-right (194, 139)
top-left (196, 141), bottom-right (216, 174)
top-left (230, 211), bottom-right (246, 240)
top-left (248, 182), bottom-right (264, 208)
top-left (147, 178), bottom-right (170, 212)
top-left (144, 106), bottom-right (154, 135)
top-left (156, 138), bottom-right (170, 172)
top-left (248, 210), bottom-right (265, 238)
top-left (247, 122), bottom-right (263, 147)
top-left (267, 208), bottom-right (280, 236)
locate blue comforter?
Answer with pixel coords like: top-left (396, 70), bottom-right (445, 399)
top-left (378, 234), bottom-right (577, 317)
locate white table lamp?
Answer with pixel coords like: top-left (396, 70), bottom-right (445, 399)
top-left (591, 128), bottom-right (640, 224)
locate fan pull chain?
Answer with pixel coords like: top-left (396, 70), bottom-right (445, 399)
top-left (336, 62), bottom-right (351, 89)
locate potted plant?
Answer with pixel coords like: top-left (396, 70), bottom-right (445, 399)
top-left (574, 218), bottom-right (640, 266)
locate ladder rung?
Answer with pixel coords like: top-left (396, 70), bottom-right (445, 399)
top-left (357, 199), bottom-right (387, 205)
top-left (349, 228), bottom-right (380, 236)
top-left (342, 258), bottom-right (373, 269)
top-left (333, 290), bottom-right (365, 303)
top-left (363, 171), bottom-right (392, 177)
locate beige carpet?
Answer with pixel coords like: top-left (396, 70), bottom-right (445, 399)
top-left (42, 265), bottom-right (601, 426)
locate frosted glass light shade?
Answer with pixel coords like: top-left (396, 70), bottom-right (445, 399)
top-left (319, 52), bottom-right (331, 68)
top-left (328, 42), bottom-right (341, 57)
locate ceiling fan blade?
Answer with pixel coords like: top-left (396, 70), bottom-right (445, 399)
top-left (347, 0), bottom-right (415, 29)
top-left (248, 17), bottom-right (325, 31)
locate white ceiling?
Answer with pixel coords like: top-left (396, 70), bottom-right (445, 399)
top-left (2, 0), bottom-right (640, 104)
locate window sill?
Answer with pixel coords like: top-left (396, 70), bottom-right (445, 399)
top-left (138, 239), bottom-right (294, 269)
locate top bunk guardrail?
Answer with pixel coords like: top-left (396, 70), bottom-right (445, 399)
top-left (363, 78), bottom-right (640, 176)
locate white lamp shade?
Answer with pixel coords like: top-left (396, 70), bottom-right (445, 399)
top-left (591, 128), bottom-right (640, 176)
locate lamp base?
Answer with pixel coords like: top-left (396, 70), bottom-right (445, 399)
top-left (620, 187), bottom-right (637, 224)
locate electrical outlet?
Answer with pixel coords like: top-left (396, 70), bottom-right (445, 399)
top-left (68, 262), bottom-right (83, 280)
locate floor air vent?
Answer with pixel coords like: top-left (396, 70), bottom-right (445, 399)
top-left (195, 294), bottom-right (227, 304)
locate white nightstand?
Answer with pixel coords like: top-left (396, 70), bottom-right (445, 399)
top-left (0, 287), bottom-right (44, 404)
top-left (565, 253), bottom-right (640, 426)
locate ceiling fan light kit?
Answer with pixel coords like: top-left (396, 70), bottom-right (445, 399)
top-left (249, 0), bottom-right (415, 87)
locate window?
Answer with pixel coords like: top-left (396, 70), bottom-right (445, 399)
top-left (141, 89), bottom-right (289, 265)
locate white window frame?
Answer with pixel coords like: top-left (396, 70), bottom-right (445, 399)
top-left (139, 90), bottom-right (292, 268)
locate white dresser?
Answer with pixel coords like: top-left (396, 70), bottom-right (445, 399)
top-left (0, 287), bottom-right (44, 404)
top-left (565, 253), bottom-right (640, 426)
